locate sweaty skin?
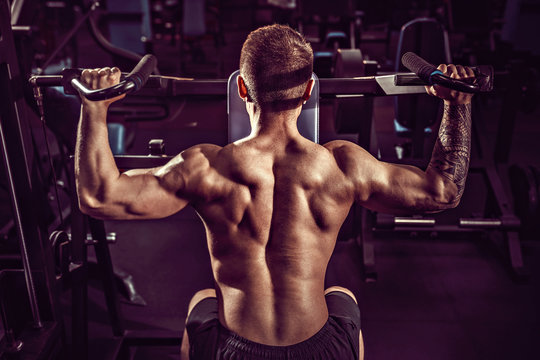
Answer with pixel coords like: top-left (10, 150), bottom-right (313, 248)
top-left (75, 65), bottom-right (473, 350)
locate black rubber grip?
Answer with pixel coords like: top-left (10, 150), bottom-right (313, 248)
top-left (401, 52), bottom-right (439, 84)
top-left (125, 54), bottom-right (157, 91)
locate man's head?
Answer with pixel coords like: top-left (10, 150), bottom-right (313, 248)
top-left (239, 24), bottom-right (314, 112)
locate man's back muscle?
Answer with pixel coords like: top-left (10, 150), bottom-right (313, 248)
top-left (188, 136), bottom-right (355, 345)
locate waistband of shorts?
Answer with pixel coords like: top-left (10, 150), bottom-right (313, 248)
top-left (219, 317), bottom-right (340, 359)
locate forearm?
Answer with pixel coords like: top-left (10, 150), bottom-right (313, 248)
top-left (427, 102), bottom-right (472, 206)
top-left (75, 104), bottom-right (120, 208)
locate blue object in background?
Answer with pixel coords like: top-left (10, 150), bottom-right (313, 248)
top-left (107, 0), bottom-right (152, 54)
top-left (108, 123), bottom-right (126, 155)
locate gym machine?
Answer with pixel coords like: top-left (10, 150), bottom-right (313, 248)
top-left (23, 50), bottom-right (497, 358)
top-left (5, 4), bottom-right (524, 356)
top-left (0, 0), bottom-right (65, 358)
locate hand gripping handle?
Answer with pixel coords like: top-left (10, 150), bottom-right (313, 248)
top-left (401, 52), bottom-right (493, 93)
top-left (65, 54), bottom-right (158, 101)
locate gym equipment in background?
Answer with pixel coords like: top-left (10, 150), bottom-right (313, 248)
top-left (394, 17), bottom-right (452, 159)
top-left (0, 1), bottom-right (65, 358)
top-left (25, 47), bottom-right (514, 358)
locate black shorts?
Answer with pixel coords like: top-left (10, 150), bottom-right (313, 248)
top-left (185, 291), bottom-right (361, 360)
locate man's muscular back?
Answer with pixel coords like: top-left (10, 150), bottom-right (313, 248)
top-left (75, 24), bottom-right (474, 360)
top-left (179, 133), bottom-right (356, 346)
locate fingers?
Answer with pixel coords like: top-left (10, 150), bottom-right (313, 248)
top-left (438, 63), bottom-right (473, 80)
top-left (456, 65), bottom-right (468, 78)
top-left (111, 67), bottom-right (121, 80)
top-left (425, 63), bottom-right (448, 97)
top-left (426, 63), bottom-right (474, 104)
top-left (437, 64), bottom-right (447, 74)
top-left (81, 69), bottom-right (93, 87)
top-left (81, 67), bottom-right (122, 90)
top-left (425, 83), bottom-right (446, 98)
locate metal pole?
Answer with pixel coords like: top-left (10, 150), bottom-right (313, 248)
top-left (0, 108), bottom-right (42, 328)
top-left (37, 1), bottom-right (100, 74)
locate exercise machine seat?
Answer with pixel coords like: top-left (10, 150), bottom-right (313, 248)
top-left (227, 70), bottom-right (320, 144)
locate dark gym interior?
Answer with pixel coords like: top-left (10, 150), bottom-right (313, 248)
top-left (1, 0), bottom-right (540, 359)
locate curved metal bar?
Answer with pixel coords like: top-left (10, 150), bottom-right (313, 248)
top-left (430, 73), bottom-right (480, 93)
top-left (71, 78), bottom-right (136, 101)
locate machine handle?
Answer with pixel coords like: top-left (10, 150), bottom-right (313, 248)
top-left (401, 52), bottom-right (493, 93)
top-left (66, 54), bottom-right (157, 101)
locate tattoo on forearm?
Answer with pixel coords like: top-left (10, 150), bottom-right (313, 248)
top-left (429, 103), bottom-right (472, 203)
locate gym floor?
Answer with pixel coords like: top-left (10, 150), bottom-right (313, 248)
top-left (64, 7), bottom-right (540, 360)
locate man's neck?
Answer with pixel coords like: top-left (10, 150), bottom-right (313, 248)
top-left (248, 105), bottom-right (302, 139)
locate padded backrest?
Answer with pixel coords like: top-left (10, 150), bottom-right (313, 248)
top-left (395, 17), bottom-right (451, 72)
top-left (227, 70), bottom-right (319, 143)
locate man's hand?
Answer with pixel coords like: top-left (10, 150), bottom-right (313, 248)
top-left (80, 67), bottom-right (126, 109)
top-left (425, 64), bottom-right (474, 105)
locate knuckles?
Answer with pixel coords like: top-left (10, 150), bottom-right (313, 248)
top-left (81, 67), bottom-right (121, 89)
top-left (429, 63), bottom-right (474, 103)
top-left (439, 63), bottom-right (474, 81)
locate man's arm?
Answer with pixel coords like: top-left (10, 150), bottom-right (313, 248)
top-left (75, 67), bottom-right (219, 220)
top-left (326, 64), bottom-right (474, 215)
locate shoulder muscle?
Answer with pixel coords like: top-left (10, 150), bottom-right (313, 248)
top-left (156, 144), bottom-right (223, 200)
top-left (323, 140), bottom-right (383, 202)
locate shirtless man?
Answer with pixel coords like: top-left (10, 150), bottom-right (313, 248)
top-left (75, 24), bottom-right (473, 360)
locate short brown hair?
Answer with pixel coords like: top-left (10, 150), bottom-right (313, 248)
top-left (239, 24), bottom-right (313, 111)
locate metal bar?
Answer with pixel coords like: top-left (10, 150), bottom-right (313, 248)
top-left (38, 1), bottom-right (99, 73)
top-left (459, 218), bottom-right (502, 228)
top-left (165, 77), bottom-right (228, 96)
top-left (30, 73), bottom-right (430, 97)
top-left (394, 217), bottom-right (435, 227)
top-left (71, 77), bottom-right (135, 101)
top-left (506, 231), bottom-right (527, 278)
top-left (0, 46), bottom-right (42, 332)
top-left (88, 217), bottom-right (125, 337)
top-left (1, 0), bottom-right (65, 342)
top-left (29, 75), bottom-right (63, 87)
top-left (376, 219), bottom-right (516, 231)
top-left (394, 73), bottom-right (426, 86)
top-left (69, 173), bottom-right (88, 360)
top-left (9, 0), bottom-right (24, 25)
top-left (379, 225), bottom-right (484, 233)
top-left (376, 214), bottom-right (435, 228)
top-left (485, 167), bottom-right (517, 218)
top-left (11, 25), bottom-right (32, 34)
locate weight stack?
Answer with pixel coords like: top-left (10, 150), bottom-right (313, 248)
top-left (333, 50), bottom-right (374, 146)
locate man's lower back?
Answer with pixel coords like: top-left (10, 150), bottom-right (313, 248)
top-left (185, 291), bottom-right (361, 360)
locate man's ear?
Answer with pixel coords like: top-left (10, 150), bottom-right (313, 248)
top-left (302, 79), bottom-right (314, 102)
top-left (237, 75), bottom-right (249, 101)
